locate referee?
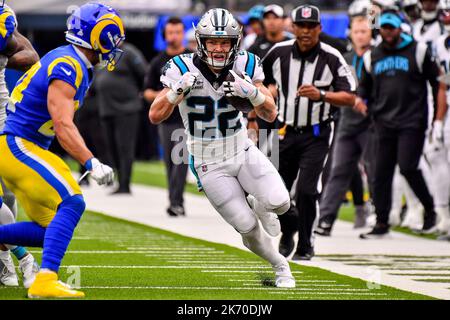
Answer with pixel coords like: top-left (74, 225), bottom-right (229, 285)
top-left (262, 5), bottom-right (358, 260)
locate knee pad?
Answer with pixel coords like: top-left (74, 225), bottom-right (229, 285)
top-left (233, 213), bottom-right (258, 234)
top-left (270, 199), bottom-right (291, 215)
top-left (265, 186), bottom-right (290, 215)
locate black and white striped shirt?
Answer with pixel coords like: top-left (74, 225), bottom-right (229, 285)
top-left (262, 39), bottom-right (356, 127)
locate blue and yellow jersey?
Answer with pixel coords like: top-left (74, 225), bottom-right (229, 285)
top-left (0, 5), bottom-right (16, 51)
top-left (3, 45), bottom-right (92, 149)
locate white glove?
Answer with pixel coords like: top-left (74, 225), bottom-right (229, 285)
top-left (85, 158), bottom-right (114, 186)
top-left (166, 72), bottom-right (199, 104)
top-left (224, 70), bottom-right (266, 106)
top-left (432, 120), bottom-right (444, 145)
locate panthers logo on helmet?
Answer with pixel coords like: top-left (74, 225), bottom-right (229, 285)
top-left (65, 3), bottom-right (125, 71)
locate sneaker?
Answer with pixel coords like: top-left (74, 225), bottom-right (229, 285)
top-left (110, 188), bottom-right (131, 195)
top-left (388, 209), bottom-right (402, 227)
top-left (291, 247), bottom-right (315, 261)
top-left (247, 195), bottom-right (281, 237)
top-left (0, 251), bottom-right (19, 286)
top-left (19, 253), bottom-right (40, 289)
top-left (354, 205), bottom-right (369, 228)
top-left (435, 207), bottom-right (450, 234)
top-left (314, 221), bottom-right (332, 236)
top-left (278, 233), bottom-right (295, 257)
top-left (272, 260), bottom-right (295, 288)
top-left (167, 205), bottom-right (185, 217)
top-left (360, 223), bottom-right (390, 239)
top-left (401, 205), bottom-right (424, 229)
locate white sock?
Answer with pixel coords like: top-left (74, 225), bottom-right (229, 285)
top-left (0, 202), bottom-right (15, 225)
top-left (0, 203), bottom-right (18, 252)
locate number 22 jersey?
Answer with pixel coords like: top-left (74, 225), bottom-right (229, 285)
top-left (160, 51), bottom-right (264, 163)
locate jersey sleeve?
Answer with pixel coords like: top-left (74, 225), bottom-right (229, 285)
top-left (0, 7), bottom-right (17, 51)
top-left (160, 58), bottom-right (183, 90)
top-left (47, 58), bottom-right (80, 91)
top-left (234, 51), bottom-right (265, 83)
top-left (251, 54), bottom-right (264, 83)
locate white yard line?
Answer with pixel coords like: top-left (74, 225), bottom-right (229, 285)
top-left (81, 182), bottom-right (450, 299)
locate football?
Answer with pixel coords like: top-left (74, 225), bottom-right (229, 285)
top-left (225, 71), bottom-right (254, 113)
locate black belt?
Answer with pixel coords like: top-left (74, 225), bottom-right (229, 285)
top-left (286, 120), bottom-right (331, 135)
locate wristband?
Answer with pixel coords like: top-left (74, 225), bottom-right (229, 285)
top-left (319, 90), bottom-right (326, 102)
top-left (166, 89), bottom-right (179, 104)
top-left (249, 89), bottom-right (266, 106)
top-left (247, 117), bottom-right (257, 122)
top-left (84, 157), bottom-right (99, 171)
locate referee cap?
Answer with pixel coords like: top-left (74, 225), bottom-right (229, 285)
top-left (292, 5), bottom-right (321, 24)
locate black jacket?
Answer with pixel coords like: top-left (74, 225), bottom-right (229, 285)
top-left (358, 34), bottom-right (440, 130)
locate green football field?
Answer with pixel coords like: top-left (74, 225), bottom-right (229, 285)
top-left (0, 159), bottom-right (438, 300)
top-left (0, 209), bottom-right (434, 300)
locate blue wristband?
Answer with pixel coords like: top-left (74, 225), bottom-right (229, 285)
top-left (84, 158), bottom-right (94, 171)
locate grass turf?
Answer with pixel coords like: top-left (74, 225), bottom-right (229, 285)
top-left (0, 210), bottom-right (433, 300)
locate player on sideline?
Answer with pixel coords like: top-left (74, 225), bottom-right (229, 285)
top-left (0, 3), bottom-right (124, 298)
top-left (0, 1), bottom-right (40, 288)
top-left (150, 8), bottom-right (295, 288)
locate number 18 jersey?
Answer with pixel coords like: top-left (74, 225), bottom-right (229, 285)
top-left (161, 51), bottom-right (264, 163)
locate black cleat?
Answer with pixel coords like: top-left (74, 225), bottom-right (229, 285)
top-left (278, 233), bottom-right (295, 257)
top-left (292, 247), bottom-right (315, 261)
top-left (314, 221), bottom-right (332, 236)
top-left (167, 205), bottom-right (185, 217)
top-left (360, 223), bottom-right (390, 239)
top-left (110, 188), bottom-right (131, 195)
top-left (419, 211), bottom-right (438, 234)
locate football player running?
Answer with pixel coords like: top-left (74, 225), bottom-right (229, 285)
top-left (150, 8), bottom-right (295, 288)
top-left (0, 3), bottom-right (123, 298)
top-left (0, 1), bottom-right (40, 288)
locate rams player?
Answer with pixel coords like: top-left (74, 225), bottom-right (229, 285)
top-left (0, 3), bottom-right (124, 298)
top-left (0, 2), bottom-right (40, 288)
top-left (150, 8), bottom-right (295, 288)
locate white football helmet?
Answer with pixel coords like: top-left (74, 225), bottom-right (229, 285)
top-left (440, 0), bottom-right (450, 31)
top-left (194, 8), bottom-right (242, 69)
top-left (349, 0), bottom-right (373, 17)
top-left (418, 0), bottom-right (440, 21)
top-left (372, 0), bottom-right (399, 9)
top-left (403, 0), bottom-right (419, 6)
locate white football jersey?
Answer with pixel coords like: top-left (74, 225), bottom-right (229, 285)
top-left (412, 19), bottom-right (444, 48)
top-left (161, 51), bottom-right (264, 163)
top-left (435, 35), bottom-right (450, 103)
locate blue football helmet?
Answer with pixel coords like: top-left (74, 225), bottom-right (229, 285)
top-left (65, 3), bottom-right (125, 71)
